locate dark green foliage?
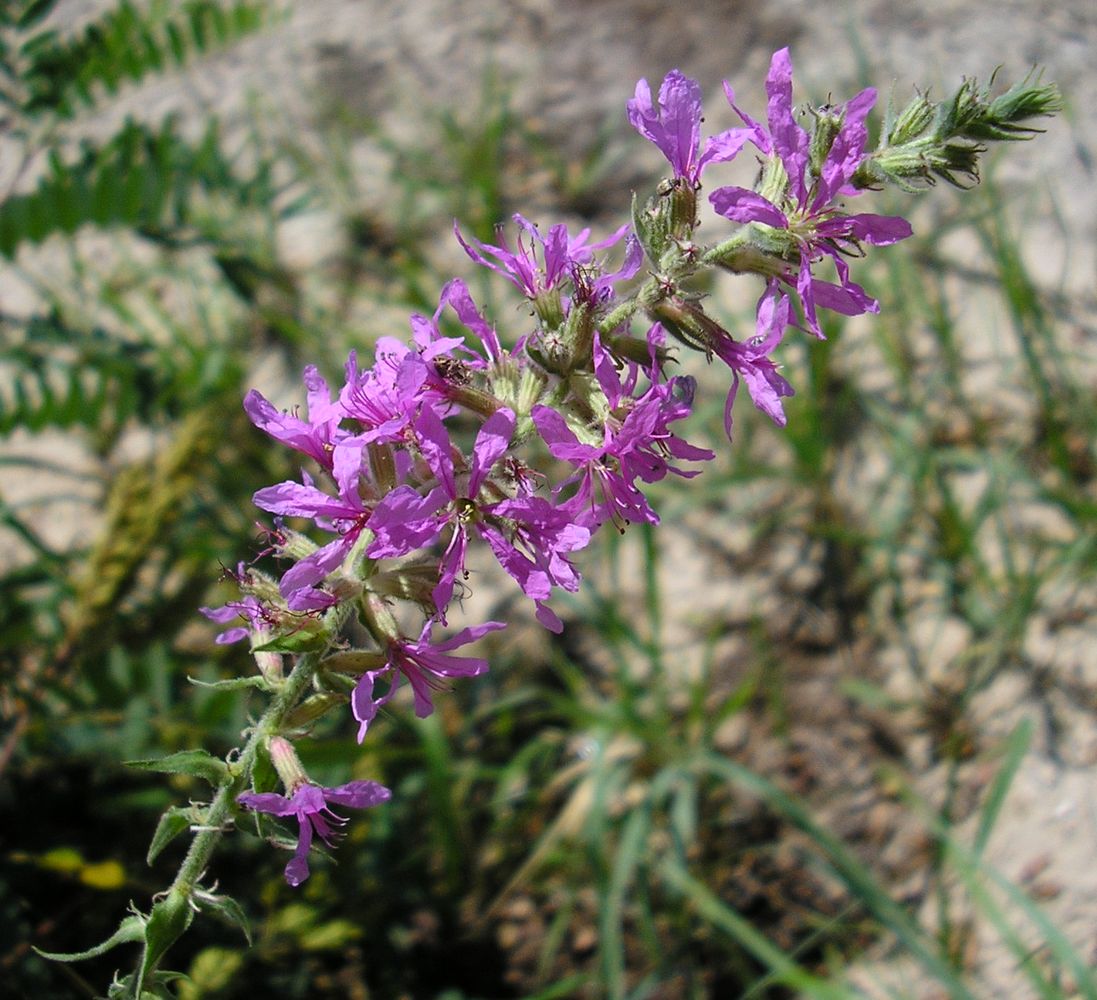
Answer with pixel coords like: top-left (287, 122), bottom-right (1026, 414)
top-left (0, 116), bottom-right (279, 257)
top-left (1, 314), bottom-right (161, 436)
top-left (7, 0), bottom-right (270, 119)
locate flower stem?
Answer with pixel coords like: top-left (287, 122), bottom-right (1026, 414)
top-left (151, 651), bottom-right (322, 965)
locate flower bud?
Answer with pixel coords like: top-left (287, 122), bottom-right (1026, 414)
top-left (888, 91), bottom-right (935, 145)
top-left (253, 646), bottom-right (284, 684)
top-left (269, 736), bottom-right (309, 794)
top-left (809, 103), bottom-right (844, 178)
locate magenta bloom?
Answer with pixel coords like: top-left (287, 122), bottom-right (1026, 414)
top-left (351, 620), bottom-right (506, 740)
top-left (410, 278), bottom-right (504, 368)
top-left (531, 336), bottom-right (713, 527)
top-left (367, 406), bottom-right (515, 619)
top-left (244, 366), bottom-right (345, 473)
top-left (711, 48), bottom-right (913, 336)
top-left (253, 440), bottom-right (372, 608)
top-left (238, 780), bottom-right (391, 886)
top-left (200, 593), bottom-right (268, 645)
top-left (627, 69), bottom-right (750, 184)
top-left (455, 214), bottom-right (630, 302)
top-left (339, 338), bottom-right (430, 445)
top-left (710, 287), bottom-right (796, 434)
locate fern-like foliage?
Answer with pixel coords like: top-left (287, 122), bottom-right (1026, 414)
top-left (0, 116), bottom-right (280, 255)
top-left (3, 0), bottom-right (272, 119)
top-left (0, 312), bottom-right (168, 436)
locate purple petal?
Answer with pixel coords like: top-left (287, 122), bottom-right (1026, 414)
top-left (252, 480), bottom-right (351, 520)
top-left (627, 70), bottom-right (703, 179)
top-left (535, 602), bottom-right (564, 633)
top-left (238, 791), bottom-right (294, 816)
top-left (323, 780), bottom-right (392, 810)
top-left (809, 276), bottom-right (878, 316)
top-left (469, 408), bottom-right (515, 495)
top-left (352, 669), bottom-right (396, 742)
top-left (697, 127), bottom-right (753, 174)
top-left (710, 186), bottom-right (788, 228)
top-left (816, 87), bottom-right (877, 204)
top-left (722, 82), bottom-right (771, 153)
top-left (415, 406), bottom-right (457, 498)
top-left (279, 537), bottom-right (352, 596)
top-left (366, 485), bottom-right (448, 558)
top-left (214, 626), bottom-right (250, 645)
top-left (765, 48), bottom-right (809, 197)
top-left (284, 817), bottom-right (312, 887)
top-left (844, 213), bottom-right (913, 246)
top-left (431, 620), bottom-right (507, 653)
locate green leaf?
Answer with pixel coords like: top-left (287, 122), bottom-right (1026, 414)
top-left (661, 861), bottom-right (851, 1000)
top-left (252, 630), bottom-right (328, 654)
top-left (187, 674), bottom-right (272, 692)
top-left (35, 913), bottom-right (146, 962)
top-left (199, 894), bottom-right (252, 946)
top-left (17, 0), bottom-right (59, 30)
top-left (147, 806), bottom-right (194, 865)
top-left (180, 947), bottom-right (244, 998)
top-left (126, 749), bottom-right (228, 786)
top-left (321, 649), bottom-right (386, 674)
top-left (973, 716), bottom-right (1032, 861)
top-left (18, 1), bottom-right (273, 119)
top-left (0, 118), bottom-right (278, 259)
top-left (139, 891), bottom-right (194, 993)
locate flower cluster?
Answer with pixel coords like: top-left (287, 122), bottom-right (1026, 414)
top-left (216, 48), bottom-right (941, 884)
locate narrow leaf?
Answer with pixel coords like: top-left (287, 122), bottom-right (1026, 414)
top-left (35, 914), bottom-right (145, 962)
top-left (186, 674), bottom-right (272, 692)
top-left (973, 717), bottom-right (1032, 861)
top-left (126, 749), bottom-right (227, 786)
top-left (200, 894), bottom-right (252, 946)
top-left (139, 891), bottom-right (194, 992)
top-left (147, 806), bottom-right (194, 865)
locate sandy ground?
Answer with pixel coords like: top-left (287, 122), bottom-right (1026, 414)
top-left (4, 1), bottom-right (1097, 995)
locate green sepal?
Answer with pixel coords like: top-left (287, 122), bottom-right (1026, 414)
top-left (252, 630), bottom-right (328, 654)
top-left (198, 893), bottom-right (252, 946)
top-left (282, 692), bottom-right (347, 729)
top-left (147, 806), bottom-right (194, 865)
top-left (126, 749), bottom-right (228, 787)
top-left (187, 674), bottom-right (272, 692)
top-left (322, 649), bottom-right (386, 674)
top-left (631, 190), bottom-right (668, 266)
top-left (35, 913), bottom-right (145, 962)
top-left (249, 741), bottom-right (279, 794)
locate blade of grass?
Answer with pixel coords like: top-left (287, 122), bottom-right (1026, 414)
top-left (660, 859), bottom-right (858, 1000)
top-left (699, 753), bottom-right (979, 1000)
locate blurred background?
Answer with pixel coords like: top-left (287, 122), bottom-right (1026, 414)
top-left (1, 1), bottom-right (1095, 997)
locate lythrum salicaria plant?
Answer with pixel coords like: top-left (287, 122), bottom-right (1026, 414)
top-left (41, 48), bottom-right (1060, 997)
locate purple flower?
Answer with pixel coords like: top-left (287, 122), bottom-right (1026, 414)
top-left (410, 278), bottom-right (504, 368)
top-left (711, 48), bottom-right (913, 336)
top-left (238, 780), bottom-right (391, 886)
top-left (339, 338), bottom-right (430, 445)
top-left (200, 593), bottom-right (266, 645)
top-left (367, 406), bottom-right (515, 620)
top-left (253, 440), bottom-right (372, 608)
top-left (710, 287), bottom-right (796, 434)
top-left (531, 336), bottom-right (713, 527)
top-left (627, 70), bottom-right (751, 184)
top-left (244, 366), bottom-right (345, 472)
top-left (478, 492), bottom-right (591, 604)
top-left (532, 404), bottom-right (662, 530)
top-left (455, 215), bottom-right (630, 302)
top-left (351, 620), bottom-right (506, 740)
